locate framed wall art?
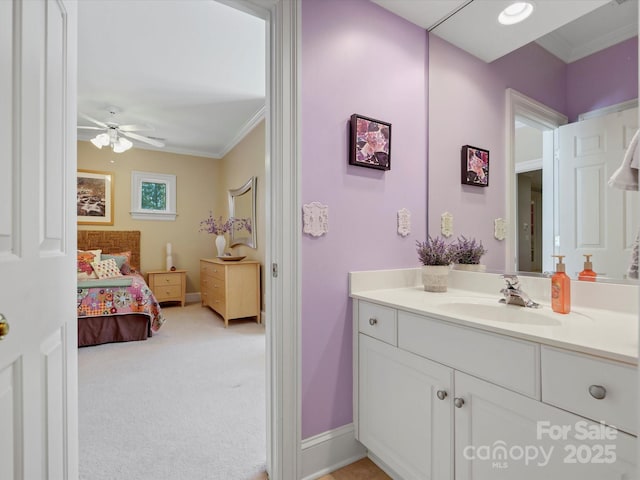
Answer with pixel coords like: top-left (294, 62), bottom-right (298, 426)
top-left (461, 145), bottom-right (489, 187)
top-left (77, 169), bottom-right (114, 225)
top-left (349, 114), bottom-right (391, 170)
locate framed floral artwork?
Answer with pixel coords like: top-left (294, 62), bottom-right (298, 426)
top-left (349, 114), bottom-right (391, 170)
top-left (461, 145), bottom-right (489, 187)
top-left (77, 169), bottom-right (114, 225)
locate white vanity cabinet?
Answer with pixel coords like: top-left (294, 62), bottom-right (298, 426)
top-left (353, 299), bottom-right (637, 480)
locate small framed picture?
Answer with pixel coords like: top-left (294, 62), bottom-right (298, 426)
top-left (77, 170), bottom-right (114, 225)
top-left (461, 145), bottom-right (489, 187)
top-left (349, 114), bottom-right (391, 171)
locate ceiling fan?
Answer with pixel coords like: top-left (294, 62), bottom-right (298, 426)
top-left (78, 109), bottom-right (165, 153)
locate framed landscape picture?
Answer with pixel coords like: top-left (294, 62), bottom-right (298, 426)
top-left (349, 114), bottom-right (392, 171)
top-left (77, 170), bottom-right (114, 225)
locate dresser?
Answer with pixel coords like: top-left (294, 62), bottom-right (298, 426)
top-left (200, 258), bottom-right (260, 327)
top-left (147, 269), bottom-right (187, 307)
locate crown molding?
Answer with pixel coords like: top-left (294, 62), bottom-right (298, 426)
top-left (219, 105), bottom-right (266, 158)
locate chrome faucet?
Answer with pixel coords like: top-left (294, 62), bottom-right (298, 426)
top-left (499, 274), bottom-right (541, 308)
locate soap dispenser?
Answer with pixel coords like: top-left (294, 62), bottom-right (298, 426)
top-left (578, 254), bottom-right (597, 282)
top-left (551, 255), bottom-right (571, 314)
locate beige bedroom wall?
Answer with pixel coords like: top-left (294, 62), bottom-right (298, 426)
top-left (77, 141), bottom-right (223, 294)
top-left (219, 119), bottom-right (266, 310)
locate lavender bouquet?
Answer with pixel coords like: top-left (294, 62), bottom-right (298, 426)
top-left (450, 236), bottom-right (486, 264)
top-left (416, 236), bottom-right (454, 266)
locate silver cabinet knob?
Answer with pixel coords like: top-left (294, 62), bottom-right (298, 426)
top-left (589, 385), bottom-right (607, 400)
top-left (454, 397), bottom-right (465, 408)
top-left (369, 317), bottom-right (377, 326)
top-left (436, 390), bottom-right (448, 401)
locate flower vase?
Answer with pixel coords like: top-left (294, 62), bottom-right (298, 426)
top-left (421, 265), bottom-right (450, 292)
top-left (215, 234), bottom-right (226, 257)
top-left (453, 263), bottom-right (486, 272)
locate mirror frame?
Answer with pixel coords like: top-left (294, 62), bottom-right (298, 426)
top-left (505, 89), bottom-right (568, 272)
top-left (228, 176), bottom-right (257, 249)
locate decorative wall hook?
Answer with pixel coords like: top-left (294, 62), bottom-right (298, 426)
top-left (397, 208), bottom-right (411, 237)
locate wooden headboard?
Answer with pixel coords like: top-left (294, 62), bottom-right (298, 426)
top-left (78, 230), bottom-right (141, 271)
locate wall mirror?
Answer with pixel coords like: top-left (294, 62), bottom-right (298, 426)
top-left (429, 1), bottom-right (638, 284)
top-left (228, 176), bottom-right (257, 248)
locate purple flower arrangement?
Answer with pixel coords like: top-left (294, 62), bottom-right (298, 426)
top-left (199, 212), bottom-right (252, 235)
top-left (450, 236), bottom-right (486, 264)
top-left (416, 236), bottom-right (454, 266)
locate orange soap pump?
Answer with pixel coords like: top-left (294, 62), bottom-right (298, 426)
top-left (551, 255), bottom-right (571, 314)
top-left (578, 254), bottom-right (597, 282)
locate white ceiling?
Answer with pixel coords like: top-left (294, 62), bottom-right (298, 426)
top-left (77, 0), bottom-right (266, 159)
top-left (371, 0), bottom-right (637, 63)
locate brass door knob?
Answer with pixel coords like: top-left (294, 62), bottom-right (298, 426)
top-left (0, 313), bottom-right (10, 340)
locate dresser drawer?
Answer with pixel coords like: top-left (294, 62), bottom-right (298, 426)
top-left (152, 273), bottom-right (182, 286)
top-left (398, 311), bottom-right (540, 398)
top-left (155, 284), bottom-right (181, 301)
top-left (541, 346), bottom-right (637, 435)
top-left (201, 262), bottom-right (225, 280)
top-left (358, 301), bottom-right (397, 346)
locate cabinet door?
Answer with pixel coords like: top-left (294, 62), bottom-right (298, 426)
top-left (454, 372), bottom-right (636, 479)
top-left (359, 334), bottom-right (453, 480)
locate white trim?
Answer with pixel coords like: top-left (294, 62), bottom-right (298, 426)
top-left (300, 424), bottom-right (366, 480)
top-left (505, 89), bottom-right (567, 273)
top-left (368, 452), bottom-right (404, 480)
top-left (514, 157), bottom-right (542, 173)
top-left (219, 106), bottom-right (266, 157)
top-left (578, 98), bottom-right (639, 121)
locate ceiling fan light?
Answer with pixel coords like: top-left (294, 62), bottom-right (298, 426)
top-left (112, 137), bottom-right (133, 153)
top-left (90, 136), bottom-right (104, 149)
top-left (498, 2), bottom-right (533, 25)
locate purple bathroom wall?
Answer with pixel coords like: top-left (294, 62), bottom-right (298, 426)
top-left (428, 36), bottom-right (566, 271)
top-left (566, 36), bottom-right (638, 122)
top-left (301, 0), bottom-right (428, 439)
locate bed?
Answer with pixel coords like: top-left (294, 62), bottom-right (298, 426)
top-left (77, 230), bottom-right (165, 347)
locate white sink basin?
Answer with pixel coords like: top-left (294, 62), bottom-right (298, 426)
top-left (437, 301), bottom-right (562, 326)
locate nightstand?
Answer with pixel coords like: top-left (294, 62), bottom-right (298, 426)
top-left (147, 269), bottom-right (187, 307)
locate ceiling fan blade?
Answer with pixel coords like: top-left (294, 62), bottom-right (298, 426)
top-left (79, 112), bottom-right (110, 128)
top-left (77, 126), bottom-right (105, 130)
top-left (118, 124), bottom-right (153, 132)
top-left (122, 131), bottom-right (165, 148)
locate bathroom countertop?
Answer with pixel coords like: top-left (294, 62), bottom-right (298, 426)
top-left (351, 286), bottom-right (638, 365)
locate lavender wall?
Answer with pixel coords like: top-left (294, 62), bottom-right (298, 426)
top-left (301, 0), bottom-right (428, 439)
top-left (566, 36), bottom-right (638, 122)
top-left (428, 37), bottom-right (566, 271)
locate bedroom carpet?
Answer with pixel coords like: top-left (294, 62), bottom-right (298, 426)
top-left (78, 303), bottom-right (267, 480)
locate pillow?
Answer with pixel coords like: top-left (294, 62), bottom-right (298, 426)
top-left (77, 249), bottom-right (101, 279)
top-left (101, 254), bottom-right (127, 271)
top-left (111, 251), bottom-right (133, 274)
top-left (91, 258), bottom-right (123, 279)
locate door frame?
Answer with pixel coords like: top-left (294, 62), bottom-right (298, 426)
top-left (216, 1), bottom-right (301, 478)
top-left (505, 89), bottom-right (567, 273)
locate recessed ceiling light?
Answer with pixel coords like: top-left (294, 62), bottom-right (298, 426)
top-left (498, 2), bottom-right (534, 25)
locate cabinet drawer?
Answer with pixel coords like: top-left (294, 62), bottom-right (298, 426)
top-left (152, 273), bottom-right (182, 286)
top-left (201, 262), bottom-right (225, 280)
top-left (358, 301), bottom-right (397, 346)
top-left (398, 311), bottom-right (540, 398)
top-left (155, 284), bottom-right (181, 301)
top-left (541, 346), bottom-right (637, 435)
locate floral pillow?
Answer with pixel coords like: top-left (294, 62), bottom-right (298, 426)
top-left (91, 258), bottom-right (123, 279)
top-left (111, 251), bottom-right (133, 274)
top-left (77, 249), bottom-right (101, 279)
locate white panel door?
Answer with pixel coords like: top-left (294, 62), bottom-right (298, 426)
top-left (0, 1), bottom-right (78, 479)
top-left (454, 372), bottom-right (636, 479)
top-left (558, 108), bottom-right (638, 279)
top-left (358, 334), bottom-right (453, 480)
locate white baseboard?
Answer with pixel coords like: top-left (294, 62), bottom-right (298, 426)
top-left (368, 452), bottom-right (403, 480)
top-left (186, 292), bottom-right (201, 304)
top-left (300, 423), bottom-right (366, 480)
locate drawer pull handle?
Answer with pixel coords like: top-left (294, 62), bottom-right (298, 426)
top-left (436, 390), bottom-right (448, 401)
top-left (454, 397), bottom-right (465, 408)
top-left (369, 317), bottom-right (377, 326)
top-left (589, 385), bottom-right (607, 400)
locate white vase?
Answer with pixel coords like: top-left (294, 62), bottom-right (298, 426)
top-left (453, 263), bottom-right (486, 272)
top-left (215, 234), bottom-right (226, 257)
top-left (421, 265), bottom-right (450, 292)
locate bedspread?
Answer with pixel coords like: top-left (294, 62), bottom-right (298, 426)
top-left (77, 272), bottom-right (165, 332)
